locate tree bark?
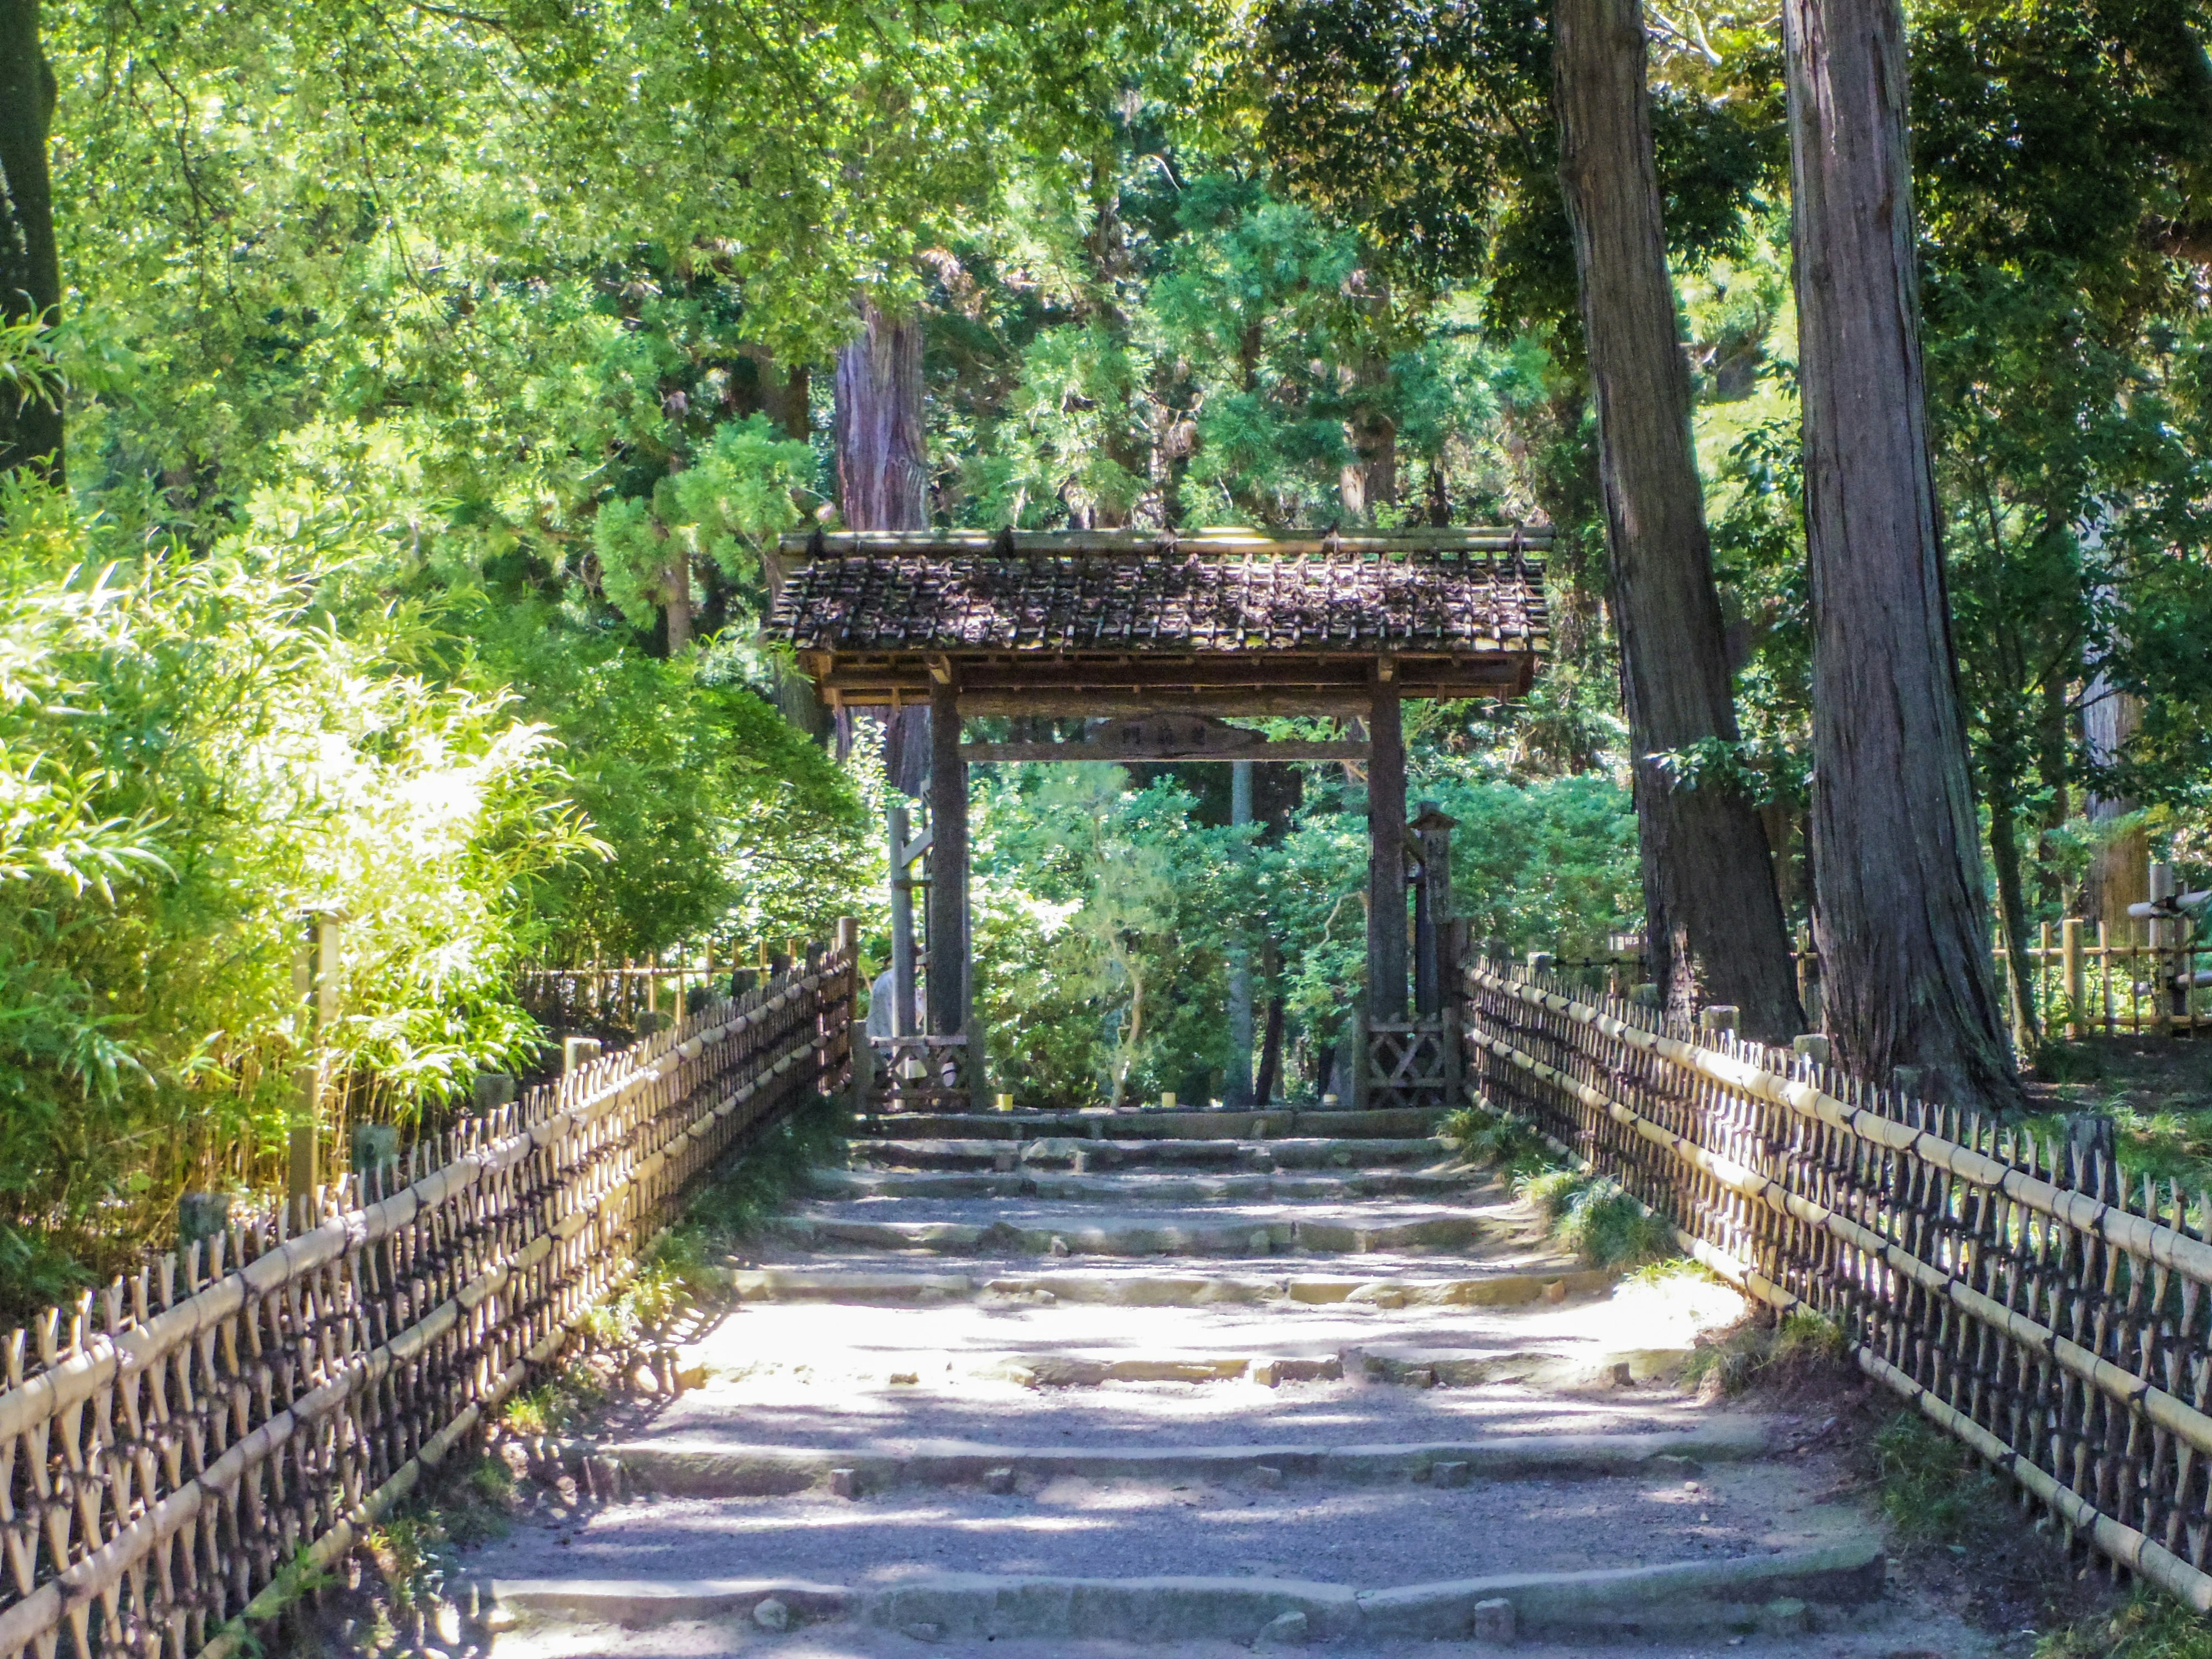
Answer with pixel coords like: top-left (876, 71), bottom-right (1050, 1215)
top-left (1553, 0), bottom-right (1802, 1037)
top-left (835, 293), bottom-right (930, 787)
top-left (2081, 678), bottom-right (2147, 930)
top-left (0, 0), bottom-right (62, 482)
top-left (741, 342), bottom-right (810, 442)
top-left (835, 295), bottom-right (928, 531)
top-left (1783, 0), bottom-right (2022, 1107)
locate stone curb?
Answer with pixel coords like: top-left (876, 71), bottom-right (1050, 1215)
top-left (855, 1135), bottom-right (1453, 1172)
top-left (808, 1169), bottom-right (1483, 1202)
top-left (852, 1107), bottom-right (1448, 1142)
top-left (488, 1536), bottom-right (1882, 1641)
top-left (761, 1212), bottom-right (1503, 1257)
top-left (713, 1264), bottom-right (1608, 1306)
top-left (585, 1423), bottom-right (1771, 1496)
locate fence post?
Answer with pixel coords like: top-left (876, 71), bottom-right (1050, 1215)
top-left (837, 916), bottom-right (870, 1112)
top-left (563, 1035), bottom-right (602, 1075)
top-left (289, 907), bottom-right (342, 1226)
top-left (2062, 918), bottom-right (2084, 1041)
top-left (2153, 861), bottom-right (2177, 1036)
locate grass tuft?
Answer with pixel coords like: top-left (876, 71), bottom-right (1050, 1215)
top-left (1515, 1169), bottom-right (1676, 1267)
top-left (2039, 1593), bottom-right (2212, 1659)
top-left (1440, 1103), bottom-right (1557, 1180)
top-left (1873, 1410), bottom-right (2008, 1545)
top-left (1681, 1308), bottom-right (1846, 1398)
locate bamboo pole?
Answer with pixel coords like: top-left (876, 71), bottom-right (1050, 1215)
top-left (2062, 918), bottom-right (2084, 1040)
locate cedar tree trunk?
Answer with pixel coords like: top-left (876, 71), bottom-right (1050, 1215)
top-left (0, 0), bottom-right (62, 481)
top-left (835, 295), bottom-right (927, 531)
top-left (1554, 0), bottom-right (1802, 1037)
top-left (835, 293), bottom-right (931, 792)
top-left (1782, 0), bottom-right (2022, 1107)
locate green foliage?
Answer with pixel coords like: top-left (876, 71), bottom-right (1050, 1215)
top-left (1439, 1102), bottom-right (1555, 1179)
top-left (974, 767), bottom-right (1251, 1104)
top-left (1873, 1410), bottom-right (2009, 1546)
top-left (2040, 1593), bottom-right (2212, 1659)
top-left (1681, 1308), bottom-right (1846, 1397)
top-left (0, 480), bottom-right (592, 1304)
top-left (1516, 1169), bottom-right (1676, 1267)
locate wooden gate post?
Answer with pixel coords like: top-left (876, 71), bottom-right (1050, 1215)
top-left (1367, 669), bottom-right (1408, 1025)
top-left (928, 672), bottom-right (984, 1107)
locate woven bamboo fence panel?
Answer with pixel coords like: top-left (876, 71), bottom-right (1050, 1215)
top-left (1463, 959), bottom-right (2212, 1612)
top-left (0, 942), bottom-right (856, 1659)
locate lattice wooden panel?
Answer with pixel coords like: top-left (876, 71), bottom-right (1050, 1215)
top-left (1463, 960), bottom-right (2212, 1612)
top-left (0, 946), bottom-right (854, 1659)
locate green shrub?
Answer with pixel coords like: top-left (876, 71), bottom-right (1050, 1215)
top-left (1874, 1410), bottom-right (2007, 1544)
top-left (1516, 1169), bottom-right (1676, 1267)
top-left (1682, 1309), bottom-right (1847, 1397)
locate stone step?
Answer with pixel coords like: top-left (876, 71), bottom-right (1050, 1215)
top-left (851, 1135), bottom-right (1449, 1172)
top-left (808, 1166), bottom-right (1488, 1203)
top-left (852, 1105), bottom-right (1448, 1142)
top-left (717, 1262), bottom-right (1611, 1307)
top-left (485, 1544), bottom-right (1885, 1646)
top-left (590, 1423), bottom-right (1771, 1497)
top-left (761, 1203), bottom-right (1510, 1259)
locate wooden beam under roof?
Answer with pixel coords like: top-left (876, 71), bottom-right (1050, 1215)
top-left (778, 525), bottom-right (1555, 558)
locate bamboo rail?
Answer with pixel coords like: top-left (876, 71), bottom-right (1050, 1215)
top-left (0, 944), bottom-right (855, 1659)
top-left (1464, 960), bottom-right (2212, 1608)
top-left (1534, 915), bottom-right (2209, 1041)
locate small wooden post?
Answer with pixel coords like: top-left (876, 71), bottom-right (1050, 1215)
top-left (2099, 920), bottom-right (2112, 1035)
top-left (1794, 923), bottom-right (1819, 1029)
top-left (2062, 918), bottom-right (2084, 1040)
top-left (289, 908), bottom-right (342, 1226)
top-left (2153, 861), bottom-right (2177, 1036)
top-left (1410, 802), bottom-right (1458, 1018)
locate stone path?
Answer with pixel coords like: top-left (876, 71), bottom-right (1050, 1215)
top-left (474, 1105), bottom-right (2000, 1656)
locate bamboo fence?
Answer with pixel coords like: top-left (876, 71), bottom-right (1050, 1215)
top-left (1539, 916), bottom-right (2210, 1041)
top-left (516, 942), bottom-right (824, 1034)
top-left (1463, 957), bottom-right (2212, 1608)
top-left (0, 941), bottom-right (855, 1659)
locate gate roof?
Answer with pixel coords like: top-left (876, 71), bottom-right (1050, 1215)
top-left (766, 526), bottom-right (1550, 715)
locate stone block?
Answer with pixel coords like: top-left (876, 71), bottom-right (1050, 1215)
top-left (1255, 1609), bottom-right (1309, 1647)
top-left (1471, 1597), bottom-right (1516, 1642)
top-left (984, 1467), bottom-right (1017, 1495)
top-left (753, 1596), bottom-right (790, 1631)
top-left (1759, 1597), bottom-right (1812, 1635)
top-left (830, 1468), bottom-right (861, 1499)
top-left (1431, 1460), bottom-right (1470, 1488)
top-left (1252, 1465), bottom-right (1285, 1489)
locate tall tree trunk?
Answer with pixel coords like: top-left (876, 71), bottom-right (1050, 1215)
top-left (0, 0), bottom-right (63, 482)
top-left (2081, 679), bottom-right (2147, 931)
top-left (1783, 0), bottom-right (2022, 1107)
top-left (741, 342), bottom-right (810, 441)
top-left (835, 296), bottom-right (927, 531)
top-left (836, 294), bottom-right (930, 790)
top-left (1553, 0), bottom-right (1802, 1037)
